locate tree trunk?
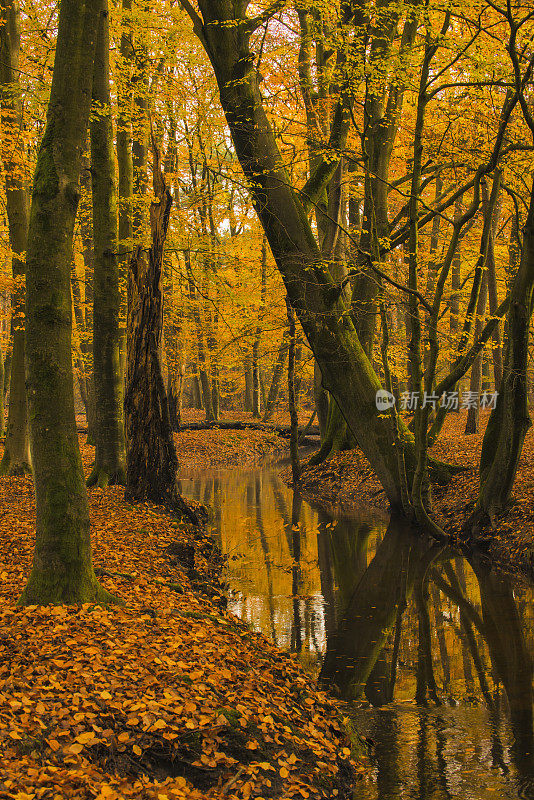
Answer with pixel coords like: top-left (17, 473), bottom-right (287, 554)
top-left (78, 156), bottom-right (97, 440)
top-left (252, 238), bottom-right (267, 418)
top-left (87, 0), bottom-right (126, 487)
top-left (313, 360), bottom-right (329, 436)
top-left (117, 0), bottom-right (133, 381)
top-left (20, 0), bottom-right (116, 606)
top-left (262, 331), bottom-right (288, 422)
top-left (475, 181), bottom-right (534, 525)
top-left (487, 210), bottom-right (503, 390)
top-left (0, 343), bottom-right (4, 436)
top-left (205, 284), bottom-right (220, 422)
top-left (449, 200), bottom-right (462, 378)
top-left (0, 0), bottom-right (31, 474)
top-left (186, 253), bottom-right (214, 422)
top-left (3, 329), bottom-right (11, 402)
top-left (163, 260), bottom-right (187, 431)
top-left (71, 264), bottom-right (90, 414)
top-left (464, 270), bottom-right (488, 434)
top-left (287, 298), bottom-right (300, 485)
top-left (244, 351), bottom-right (253, 412)
top-left (124, 141), bottom-right (197, 523)
top-left (308, 399), bottom-right (353, 466)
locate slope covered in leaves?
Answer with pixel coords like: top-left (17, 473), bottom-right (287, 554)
top-left (0, 437), bottom-right (362, 800)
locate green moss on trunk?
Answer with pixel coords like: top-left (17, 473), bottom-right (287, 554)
top-left (21, 0), bottom-right (120, 606)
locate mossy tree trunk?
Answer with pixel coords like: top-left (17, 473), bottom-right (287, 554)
top-left (124, 142), bottom-right (197, 523)
top-left (87, 0), bottom-right (126, 488)
top-left (0, 0), bottom-right (31, 475)
top-left (78, 157), bottom-right (97, 441)
top-left (20, 0), bottom-right (117, 606)
top-left (117, 0), bottom-right (134, 377)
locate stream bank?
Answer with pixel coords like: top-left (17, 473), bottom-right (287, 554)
top-left (0, 435), bottom-right (363, 800)
top-left (279, 412), bottom-right (534, 583)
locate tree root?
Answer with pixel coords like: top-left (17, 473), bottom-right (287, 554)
top-left (0, 454), bottom-right (32, 477)
top-left (87, 466), bottom-right (126, 488)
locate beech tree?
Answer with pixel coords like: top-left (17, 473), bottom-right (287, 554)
top-left (125, 140), bottom-right (198, 524)
top-left (178, 0), bottom-right (534, 537)
top-left (20, 0), bottom-right (116, 605)
top-left (87, 0), bottom-right (127, 488)
top-left (179, 0), bottom-right (453, 512)
top-left (0, 0), bottom-right (31, 476)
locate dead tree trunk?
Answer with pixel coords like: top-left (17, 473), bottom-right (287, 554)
top-left (124, 139), bottom-right (197, 523)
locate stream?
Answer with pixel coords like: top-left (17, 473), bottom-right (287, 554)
top-left (180, 461), bottom-right (534, 799)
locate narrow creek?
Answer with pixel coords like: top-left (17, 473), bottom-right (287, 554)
top-left (180, 461), bottom-right (534, 800)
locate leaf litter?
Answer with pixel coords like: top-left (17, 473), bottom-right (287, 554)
top-left (0, 434), bottom-right (363, 800)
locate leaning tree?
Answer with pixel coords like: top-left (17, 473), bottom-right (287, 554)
top-left (179, 0), bottom-right (534, 535)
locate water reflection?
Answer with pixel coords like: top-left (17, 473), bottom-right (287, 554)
top-left (180, 465), bottom-right (534, 799)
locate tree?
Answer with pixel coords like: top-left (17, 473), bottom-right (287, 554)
top-left (0, 0), bottom-right (31, 476)
top-left (179, 0), bottom-right (453, 512)
top-left (20, 0), bottom-right (116, 605)
top-left (87, 0), bottom-right (127, 488)
top-left (124, 138), bottom-right (198, 523)
top-left (472, 4), bottom-right (534, 526)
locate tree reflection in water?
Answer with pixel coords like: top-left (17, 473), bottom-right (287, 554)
top-left (180, 466), bottom-right (534, 799)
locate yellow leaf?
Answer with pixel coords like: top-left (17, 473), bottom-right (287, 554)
top-left (152, 719), bottom-right (167, 730)
top-left (48, 739), bottom-right (61, 752)
top-left (133, 745), bottom-right (142, 756)
top-left (279, 767), bottom-right (289, 778)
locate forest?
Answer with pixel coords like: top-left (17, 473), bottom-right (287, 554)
top-left (1, 0), bottom-right (534, 798)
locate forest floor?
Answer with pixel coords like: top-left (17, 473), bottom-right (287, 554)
top-left (287, 411), bottom-right (534, 581)
top-left (0, 433), bottom-right (364, 800)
